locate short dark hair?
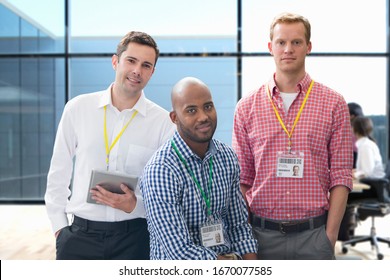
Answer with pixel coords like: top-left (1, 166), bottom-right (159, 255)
top-left (116, 31), bottom-right (159, 65)
top-left (348, 102), bottom-right (364, 117)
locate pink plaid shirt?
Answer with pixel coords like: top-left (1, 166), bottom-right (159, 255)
top-left (232, 73), bottom-right (353, 220)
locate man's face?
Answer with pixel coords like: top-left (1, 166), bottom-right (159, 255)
top-left (170, 84), bottom-right (217, 146)
top-left (112, 42), bottom-right (156, 97)
top-left (268, 22), bottom-right (311, 75)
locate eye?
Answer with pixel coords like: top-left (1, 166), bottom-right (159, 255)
top-left (204, 104), bottom-right (214, 111)
top-left (143, 63), bottom-right (153, 69)
top-left (293, 40), bottom-right (302, 46)
top-left (187, 108), bottom-right (196, 114)
top-left (127, 58), bottom-right (136, 64)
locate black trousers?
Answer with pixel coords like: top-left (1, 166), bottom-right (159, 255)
top-left (56, 217), bottom-right (150, 260)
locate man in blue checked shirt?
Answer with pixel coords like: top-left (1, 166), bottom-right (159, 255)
top-left (140, 77), bottom-right (257, 260)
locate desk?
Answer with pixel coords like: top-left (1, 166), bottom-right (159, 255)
top-left (352, 180), bottom-right (370, 192)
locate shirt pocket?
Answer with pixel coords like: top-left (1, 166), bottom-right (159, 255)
top-left (124, 144), bottom-right (156, 176)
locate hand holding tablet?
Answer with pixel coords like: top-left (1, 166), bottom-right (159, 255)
top-left (87, 169), bottom-right (138, 204)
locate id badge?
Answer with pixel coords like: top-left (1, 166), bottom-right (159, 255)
top-left (276, 151), bottom-right (304, 178)
top-left (200, 220), bottom-right (224, 248)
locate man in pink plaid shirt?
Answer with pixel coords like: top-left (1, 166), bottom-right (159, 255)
top-left (232, 12), bottom-right (353, 260)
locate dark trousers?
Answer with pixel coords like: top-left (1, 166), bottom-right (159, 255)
top-left (251, 214), bottom-right (334, 260)
top-left (56, 216), bottom-right (150, 260)
top-left (253, 224), bottom-right (334, 260)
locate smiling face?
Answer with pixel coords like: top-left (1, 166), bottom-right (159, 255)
top-left (112, 42), bottom-right (156, 99)
top-left (268, 22), bottom-right (312, 76)
top-left (170, 78), bottom-right (217, 156)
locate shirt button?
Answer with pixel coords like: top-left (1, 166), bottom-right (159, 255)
top-left (287, 214), bottom-right (291, 218)
top-left (286, 191), bottom-right (290, 195)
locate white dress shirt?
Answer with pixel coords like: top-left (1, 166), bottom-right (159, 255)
top-left (355, 136), bottom-right (385, 179)
top-left (45, 84), bottom-right (176, 233)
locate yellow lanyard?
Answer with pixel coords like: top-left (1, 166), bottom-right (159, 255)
top-left (103, 105), bottom-right (138, 170)
top-left (266, 80), bottom-right (314, 152)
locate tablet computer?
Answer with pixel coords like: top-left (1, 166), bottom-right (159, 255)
top-left (87, 169), bottom-right (138, 204)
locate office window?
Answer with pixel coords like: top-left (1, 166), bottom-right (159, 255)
top-left (70, 58), bottom-right (114, 98)
top-left (0, 58), bottom-right (65, 201)
top-left (70, 0), bottom-right (237, 53)
top-left (242, 0), bottom-right (387, 53)
top-left (0, 1), bottom-right (65, 201)
top-left (0, 0), bottom-right (65, 54)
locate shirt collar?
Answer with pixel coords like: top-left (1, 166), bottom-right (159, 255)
top-left (172, 131), bottom-right (218, 162)
top-left (97, 83), bottom-right (147, 117)
top-left (268, 73), bottom-right (312, 97)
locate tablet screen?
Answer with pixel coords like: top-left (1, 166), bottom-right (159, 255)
top-left (87, 169), bottom-right (138, 204)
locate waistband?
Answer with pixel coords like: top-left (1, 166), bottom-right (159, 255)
top-left (72, 216), bottom-right (146, 231)
top-left (251, 213), bottom-right (327, 234)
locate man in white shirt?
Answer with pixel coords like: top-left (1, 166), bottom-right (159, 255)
top-left (45, 31), bottom-right (175, 260)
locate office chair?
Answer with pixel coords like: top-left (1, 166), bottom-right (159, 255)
top-left (341, 163), bottom-right (390, 260)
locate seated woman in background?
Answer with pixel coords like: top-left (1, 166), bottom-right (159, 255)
top-left (339, 116), bottom-right (386, 241)
top-left (352, 116), bottom-right (385, 180)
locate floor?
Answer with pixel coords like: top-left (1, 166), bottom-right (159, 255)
top-left (0, 205), bottom-right (389, 260)
top-left (0, 205), bottom-right (56, 260)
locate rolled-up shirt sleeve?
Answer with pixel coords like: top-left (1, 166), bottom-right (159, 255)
top-left (329, 98), bottom-right (353, 191)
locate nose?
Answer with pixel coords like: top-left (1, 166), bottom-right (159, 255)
top-left (197, 109), bottom-right (209, 122)
top-left (132, 64), bottom-right (141, 76)
top-left (284, 42), bottom-right (293, 53)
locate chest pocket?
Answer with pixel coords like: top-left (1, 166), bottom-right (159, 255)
top-left (125, 144), bottom-right (156, 176)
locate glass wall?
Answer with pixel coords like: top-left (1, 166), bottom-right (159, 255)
top-left (0, 0), bottom-right (389, 201)
top-left (0, 0), bottom-right (65, 54)
top-left (0, 0), bottom-right (65, 201)
top-left (70, 0), bottom-right (237, 53)
top-left (0, 58), bottom-right (65, 200)
top-left (242, 0), bottom-right (387, 53)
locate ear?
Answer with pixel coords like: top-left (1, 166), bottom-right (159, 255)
top-left (169, 111), bottom-right (177, 124)
top-left (112, 54), bottom-right (118, 70)
top-left (306, 41), bottom-right (312, 55)
top-left (268, 42), bottom-right (273, 55)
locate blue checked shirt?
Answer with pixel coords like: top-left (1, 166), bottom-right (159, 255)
top-left (140, 131), bottom-right (257, 260)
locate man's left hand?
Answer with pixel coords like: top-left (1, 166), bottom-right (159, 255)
top-left (90, 184), bottom-right (137, 213)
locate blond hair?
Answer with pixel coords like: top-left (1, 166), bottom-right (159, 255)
top-left (270, 12), bottom-right (311, 43)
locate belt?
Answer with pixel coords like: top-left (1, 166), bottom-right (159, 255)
top-left (72, 216), bottom-right (146, 231)
top-left (251, 214), bottom-right (327, 234)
